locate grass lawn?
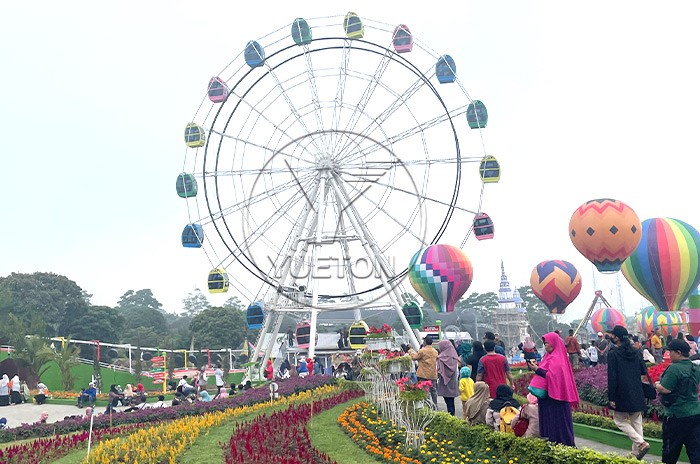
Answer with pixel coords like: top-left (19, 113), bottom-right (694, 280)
top-left (308, 397), bottom-right (384, 464)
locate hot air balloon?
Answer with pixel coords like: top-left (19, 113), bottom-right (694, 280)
top-left (530, 260), bottom-right (582, 315)
top-left (569, 198), bottom-right (641, 273)
top-left (591, 307), bottom-right (626, 333)
top-left (408, 244), bottom-right (473, 313)
top-left (636, 306), bottom-right (686, 337)
top-left (621, 218), bottom-right (700, 312)
top-left (687, 290), bottom-right (700, 338)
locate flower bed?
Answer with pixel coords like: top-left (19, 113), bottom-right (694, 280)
top-left (0, 375), bottom-right (334, 443)
top-left (86, 383), bottom-right (346, 463)
top-left (0, 423), bottom-right (146, 464)
top-left (224, 389), bottom-right (363, 463)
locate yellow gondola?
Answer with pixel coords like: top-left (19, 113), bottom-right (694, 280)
top-left (344, 12), bottom-right (364, 39)
top-left (207, 268), bottom-right (229, 294)
top-left (479, 155), bottom-right (500, 183)
top-left (184, 123), bottom-right (206, 148)
top-left (348, 320), bottom-right (369, 349)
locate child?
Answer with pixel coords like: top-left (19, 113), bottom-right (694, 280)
top-left (459, 366), bottom-right (475, 420)
top-left (587, 343), bottom-right (599, 367)
top-left (512, 393), bottom-right (540, 438)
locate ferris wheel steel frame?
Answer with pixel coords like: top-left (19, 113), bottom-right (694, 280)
top-left (182, 18), bottom-right (491, 369)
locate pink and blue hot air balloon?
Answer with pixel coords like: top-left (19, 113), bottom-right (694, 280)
top-left (408, 244), bottom-right (473, 313)
top-left (621, 218), bottom-right (700, 312)
top-left (591, 307), bottom-right (626, 333)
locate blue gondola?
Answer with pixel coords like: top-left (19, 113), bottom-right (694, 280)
top-left (402, 301), bottom-right (423, 329)
top-left (392, 24), bottom-right (413, 53)
top-left (467, 100), bottom-right (488, 129)
top-left (473, 213), bottom-right (494, 240)
top-left (479, 155), bottom-right (500, 183)
top-left (436, 55), bottom-right (456, 84)
top-left (181, 223), bottom-right (204, 248)
top-left (344, 12), bottom-right (364, 39)
top-left (184, 123), bottom-right (205, 148)
top-left (244, 40), bottom-right (265, 68)
top-left (246, 302), bottom-right (265, 329)
top-left (291, 18), bottom-right (312, 45)
top-left (176, 173), bottom-right (198, 198)
top-left (207, 77), bottom-right (229, 103)
top-left (208, 268), bottom-right (229, 294)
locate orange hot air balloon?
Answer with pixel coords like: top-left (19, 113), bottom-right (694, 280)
top-left (569, 198), bottom-right (641, 273)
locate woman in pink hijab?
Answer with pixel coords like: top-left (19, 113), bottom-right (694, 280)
top-left (436, 339), bottom-right (460, 416)
top-left (528, 332), bottom-right (579, 446)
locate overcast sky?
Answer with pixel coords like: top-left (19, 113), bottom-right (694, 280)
top-left (2, 1), bottom-right (699, 324)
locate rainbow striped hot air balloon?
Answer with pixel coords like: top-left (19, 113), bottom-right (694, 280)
top-left (591, 307), bottom-right (626, 333)
top-left (569, 198), bottom-right (642, 273)
top-left (636, 306), bottom-right (685, 337)
top-left (408, 244), bottom-right (473, 313)
top-left (530, 260), bottom-right (582, 315)
top-left (621, 218), bottom-right (700, 312)
top-left (688, 290), bottom-right (700, 338)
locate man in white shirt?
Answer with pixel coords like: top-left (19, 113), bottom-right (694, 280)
top-left (588, 343), bottom-right (599, 367)
top-left (214, 365), bottom-right (224, 391)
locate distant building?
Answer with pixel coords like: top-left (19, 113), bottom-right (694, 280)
top-left (491, 261), bottom-right (529, 351)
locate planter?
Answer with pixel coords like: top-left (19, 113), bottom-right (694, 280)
top-left (366, 338), bottom-right (394, 350)
top-left (389, 363), bottom-right (402, 374)
top-left (573, 422), bottom-right (689, 462)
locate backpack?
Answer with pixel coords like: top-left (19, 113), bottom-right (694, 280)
top-left (499, 405), bottom-right (519, 434)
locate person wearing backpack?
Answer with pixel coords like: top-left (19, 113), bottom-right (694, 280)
top-left (485, 384), bottom-right (520, 432)
top-left (654, 339), bottom-right (700, 464)
top-left (512, 393), bottom-right (540, 438)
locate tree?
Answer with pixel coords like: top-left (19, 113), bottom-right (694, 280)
top-left (62, 305), bottom-right (125, 344)
top-left (189, 306), bottom-right (248, 349)
top-left (223, 296), bottom-right (243, 311)
top-left (455, 292), bottom-right (499, 319)
top-left (117, 289), bottom-right (164, 313)
top-left (12, 334), bottom-right (53, 380)
top-left (39, 339), bottom-right (80, 390)
top-left (0, 272), bottom-right (90, 335)
top-left (182, 288), bottom-right (210, 317)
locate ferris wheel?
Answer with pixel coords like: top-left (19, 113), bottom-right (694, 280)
top-left (178, 13), bottom-right (499, 362)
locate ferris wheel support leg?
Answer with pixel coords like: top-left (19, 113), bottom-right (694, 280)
top-left (329, 175), bottom-right (421, 351)
top-left (308, 175), bottom-right (330, 360)
top-left (261, 312), bottom-right (284, 374)
top-left (252, 310), bottom-right (275, 370)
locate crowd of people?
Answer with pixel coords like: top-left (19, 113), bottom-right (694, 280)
top-left (404, 328), bottom-right (700, 463)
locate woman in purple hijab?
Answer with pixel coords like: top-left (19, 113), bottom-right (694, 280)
top-left (437, 339), bottom-right (460, 415)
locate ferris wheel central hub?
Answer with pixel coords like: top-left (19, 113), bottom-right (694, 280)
top-left (315, 158), bottom-right (338, 171)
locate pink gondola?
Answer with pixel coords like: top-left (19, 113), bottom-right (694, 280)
top-left (392, 24), bottom-right (413, 53)
top-left (295, 321), bottom-right (311, 349)
top-left (473, 213), bottom-right (494, 240)
top-left (207, 77), bottom-right (229, 103)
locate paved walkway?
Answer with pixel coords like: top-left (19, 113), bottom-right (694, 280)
top-left (0, 401), bottom-right (173, 428)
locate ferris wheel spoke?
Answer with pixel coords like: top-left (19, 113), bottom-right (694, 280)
top-left (302, 45), bottom-right (328, 153)
top-left (330, 43), bottom-right (351, 157)
top-left (339, 169), bottom-right (476, 214)
top-left (334, 75), bottom-right (429, 163)
top-left (211, 171), bottom-right (317, 221)
top-left (202, 166), bottom-right (318, 177)
top-left (207, 127), bottom-right (313, 167)
top-left (223, 178), bottom-right (316, 263)
top-left (333, 52), bottom-right (392, 158)
top-left (338, 105), bottom-right (469, 166)
top-left (336, 174), bottom-right (427, 246)
top-left (262, 62), bottom-right (325, 156)
top-left (225, 89), bottom-right (317, 160)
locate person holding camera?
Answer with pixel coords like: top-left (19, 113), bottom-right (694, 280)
top-left (654, 339), bottom-right (700, 464)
